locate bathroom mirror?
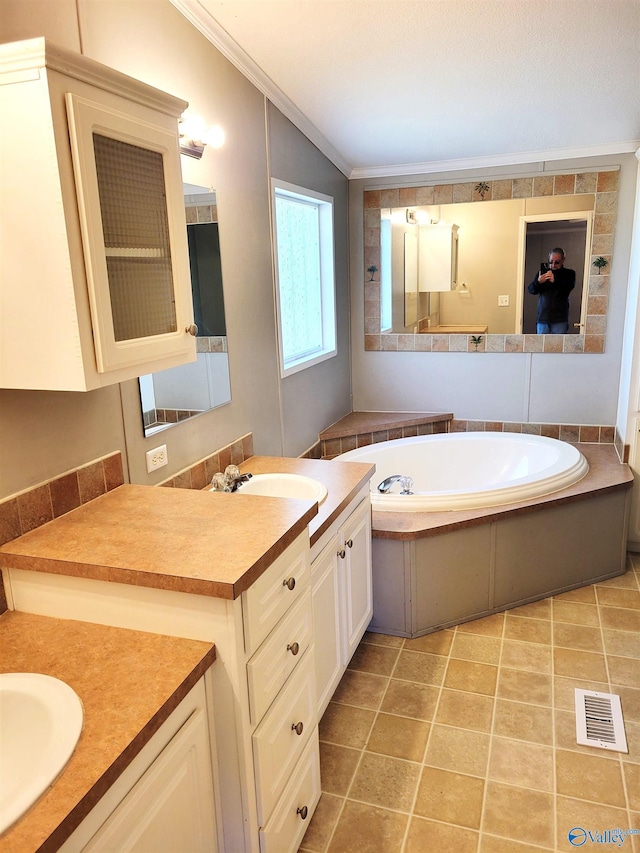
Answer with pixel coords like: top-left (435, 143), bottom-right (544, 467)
top-left (364, 170), bottom-right (617, 353)
top-left (139, 185), bottom-right (231, 436)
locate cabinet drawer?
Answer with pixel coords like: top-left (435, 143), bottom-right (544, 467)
top-left (252, 648), bottom-right (316, 824)
top-left (243, 532), bottom-right (310, 655)
top-left (247, 589), bottom-right (313, 724)
top-left (259, 731), bottom-right (320, 853)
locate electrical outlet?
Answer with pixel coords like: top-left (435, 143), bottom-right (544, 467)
top-left (498, 295), bottom-right (510, 306)
top-left (146, 444), bottom-right (168, 473)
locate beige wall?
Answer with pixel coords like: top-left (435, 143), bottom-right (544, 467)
top-left (0, 0), bottom-right (351, 497)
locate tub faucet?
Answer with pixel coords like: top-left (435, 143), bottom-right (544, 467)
top-left (377, 475), bottom-right (414, 495)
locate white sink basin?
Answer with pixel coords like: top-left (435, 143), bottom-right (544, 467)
top-left (0, 673), bottom-right (84, 834)
top-left (235, 473), bottom-right (328, 504)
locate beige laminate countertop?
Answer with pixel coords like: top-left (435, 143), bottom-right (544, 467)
top-left (0, 611), bottom-right (216, 853)
top-left (0, 458), bottom-right (375, 599)
top-left (372, 443), bottom-right (633, 539)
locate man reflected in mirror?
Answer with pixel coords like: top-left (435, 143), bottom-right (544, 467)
top-left (528, 248), bottom-right (576, 334)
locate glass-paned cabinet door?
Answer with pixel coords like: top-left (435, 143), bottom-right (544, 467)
top-left (65, 94), bottom-right (194, 373)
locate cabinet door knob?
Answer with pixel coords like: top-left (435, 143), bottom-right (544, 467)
top-left (338, 549), bottom-right (346, 559)
top-left (185, 323), bottom-right (198, 336)
top-left (346, 539), bottom-right (353, 548)
top-left (297, 806), bottom-right (308, 820)
top-left (292, 721), bottom-right (304, 736)
top-left (283, 576), bottom-right (296, 590)
top-left (287, 642), bottom-right (300, 656)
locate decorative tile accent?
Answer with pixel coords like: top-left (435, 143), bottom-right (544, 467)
top-left (319, 419), bottom-right (450, 459)
top-left (450, 420), bottom-right (616, 444)
top-left (364, 170), bottom-right (619, 354)
top-left (159, 433), bottom-right (253, 489)
top-left (0, 452), bottom-right (125, 548)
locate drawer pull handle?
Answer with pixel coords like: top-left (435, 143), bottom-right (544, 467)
top-left (283, 577), bottom-right (296, 590)
top-left (338, 549), bottom-right (346, 559)
top-left (297, 805), bottom-right (309, 820)
top-left (185, 323), bottom-right (198, 336)
top-left (287, 642), bottom-right (300, 656)
top-left (346, 539), bottom-right (353, 548)
top-left (292, 721), bottom-right (304, 736)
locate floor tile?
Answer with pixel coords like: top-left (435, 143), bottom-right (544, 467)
top-left (456, 612), bottom-right (505, 637)
top-left (450, 632), bottom-right (502, 664)
top-left (313, 564), bottom-right (640, 853)
top-left (501, 640), bottom-right (552, 673)
top-left (318, 742), bottom-right (361, 795)
top-left (347, 642), bottom-right (400, 676)
top-left (330, 669), bottom-right (388, 709)
top-left (555, 796), bottom-right (631, 852)
top-left (414, 766), bottom-right (484, 828)
top-left (553, 647), bottom-right (608, 681)
top-left (504, 614), bottom-right (552, 644)
top-left (319, 702), bottom-right (376, 749)
top-left (553, 621), bottom-right (604, 653)
top-left (599, 606), bottom-right (640, 632)
top-left (596, 586), bottom-right (640, 609)
top-left (509, 597), bottom-right (552, 619)
top-left (482, 781), bottom-right (554, 848)
top-left (497, 667), bottom-right (553, 705)
top-left (326, 800), bottom-right (408, 853)
top-left (435, 688), bottom-right (494, 732)
top-left (488, 737), bottom-right (554, 791)
top-left (608, 654), bottom-right (640, 688)
top-left (443, 658), bottom-right (498, 695)
top-left (365, 712), bottom-right (429, 762)
top-left (424, 724), bottom-right (490, 776)
top-left (379, 678), bottom-right (439, 721)
top-left (552, 600), bottom-right (600, 625)
top-left (392, 649), bottom-right (448, 686)
top-left (554, 585), bottom-right (597, 604)
top-left (555, 748), bottom-right (627, 806)
top-left (403, 629), bottom-right (454, 655)
top-left (347, 752), bottom-right (420, 811)
top-left (405, 816), bottom-right (478, 853)
top-left (479, 835), bottom-right (554, 852)
top-left (602, 628), bottom-right (640, 658)
top-left (492, 697), bottom-right (553, 745)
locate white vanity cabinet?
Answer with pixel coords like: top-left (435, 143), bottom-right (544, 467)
top-left (58, 678), bottom-right (219, 853)
top-left (311, 491), bottom-right (373, 716)
top-left (0, 38), bottom-right (195, 391)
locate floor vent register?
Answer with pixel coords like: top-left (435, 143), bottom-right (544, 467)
top-left (575, 689), bottom-right (628, 753)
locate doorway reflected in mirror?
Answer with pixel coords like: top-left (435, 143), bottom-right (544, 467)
top-left (139, 187), bottom-right (231, 437)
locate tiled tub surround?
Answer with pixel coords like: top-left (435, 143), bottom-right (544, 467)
top-left (299, 556), bottom-right (640, 853)
top-left (364, 170), bottom-right (618, 354)
top-left (368, 444), bottom-right (632, 638)
top-left (0, 611), bottom-right (216, 853)
top-left (316, 411), bottom-right (619, 461)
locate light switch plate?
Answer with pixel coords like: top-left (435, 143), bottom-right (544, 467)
top-left (498, 295), bottom-right (510, 306)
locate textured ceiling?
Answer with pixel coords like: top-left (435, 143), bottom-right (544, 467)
top-left (174, 0), bottom-right (640, 176)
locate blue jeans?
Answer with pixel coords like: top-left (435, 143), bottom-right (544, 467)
top-left (537, 322), bottom-right (568, 334)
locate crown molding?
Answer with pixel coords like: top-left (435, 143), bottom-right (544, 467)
top-left (350, 140), bottom-right (640, 181)
top-left (170, 0), bottom-right (352, 176)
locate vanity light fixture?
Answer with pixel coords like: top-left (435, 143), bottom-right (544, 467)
top-left (179, 111), bottom-right (225, 159)
top-left (406, 208), bottom-right (418, 225)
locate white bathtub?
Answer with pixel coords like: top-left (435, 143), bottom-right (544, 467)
top-left (335, 432), bottom-right (589, 512)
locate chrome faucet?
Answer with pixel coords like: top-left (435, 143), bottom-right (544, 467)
top-left (211, 465), bottom-right (253, 492)
top-left (377, 474), bottom-right (414, 495)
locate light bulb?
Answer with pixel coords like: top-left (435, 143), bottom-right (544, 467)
top-left (205, 125), bottom-right (225, 148)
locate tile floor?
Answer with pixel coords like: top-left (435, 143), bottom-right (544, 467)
top-left (300, 555), bottom-right (640, 853)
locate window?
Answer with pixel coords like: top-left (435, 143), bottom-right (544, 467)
top-left (272, 180), bottom-right (336, 377)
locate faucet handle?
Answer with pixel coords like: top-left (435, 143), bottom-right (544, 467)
top-left (399, 476), bottom-right (414, 495)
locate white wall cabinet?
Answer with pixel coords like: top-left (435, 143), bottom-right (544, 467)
top-left (58, 678), bottom-right (219, 853)
top-left (0, 38), bottom-right (196, 391)
top-left (311, 492), bottom-right (373, 717)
